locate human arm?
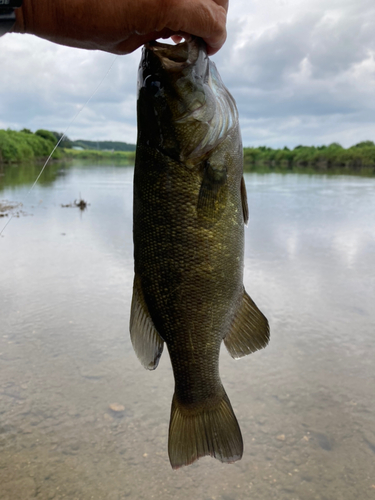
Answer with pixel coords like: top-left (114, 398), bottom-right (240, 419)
top-left (12, 0), bottom-right (228, 55)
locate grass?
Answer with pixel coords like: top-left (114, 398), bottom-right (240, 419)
top-left (62, 148), bottom-right (135, 163)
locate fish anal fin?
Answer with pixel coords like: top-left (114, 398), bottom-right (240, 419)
top-left (129, 274), bottom-right (164, 370)
top-left (241, 176), bottom-right (249, 225)
top-left (224, 289), bottom-right (269, 359)
top-left (168, 389), bottom-right (243, 469)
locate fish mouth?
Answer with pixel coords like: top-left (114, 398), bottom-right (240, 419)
top-left (145, 38), bottom-right (206, 71)
top-left (139, 37), bottom-right (238, 161)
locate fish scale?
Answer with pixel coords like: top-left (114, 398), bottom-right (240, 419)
top-left (130, 38), bottom-right (269, 469)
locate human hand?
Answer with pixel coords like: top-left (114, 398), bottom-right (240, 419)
top-left (13, 0), bottom-right (228, 55)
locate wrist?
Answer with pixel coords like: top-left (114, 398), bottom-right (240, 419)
top-left (0, 0), bottom-right (22, 36)
top-left (12, 1), bottom-right (24, 32)
top-left (11, 0), bottom-right (124, 50)
top-left (13, 0), bottom-right (57, 36)
top-left (12, 0), bottom-right (90, 49)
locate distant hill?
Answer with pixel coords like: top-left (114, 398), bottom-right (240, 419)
top-left (72, 140), bottom-right (136, 152)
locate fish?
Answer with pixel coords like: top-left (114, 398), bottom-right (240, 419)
top-left (130, 38), bottom-right (269, 469)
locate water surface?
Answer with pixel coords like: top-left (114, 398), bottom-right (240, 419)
top-left (1, 162), bottom-right (374, 500)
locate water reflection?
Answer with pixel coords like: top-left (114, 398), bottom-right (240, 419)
top-left (1, 162), bottom-right (374, 500)
top-left (0, 161), bottom-right (67, 191)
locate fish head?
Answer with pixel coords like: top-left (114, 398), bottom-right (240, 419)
top-left (137, 38), bottom-right (239, 163)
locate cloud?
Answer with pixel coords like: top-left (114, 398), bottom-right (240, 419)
top-left (214, 0), bottom-right (375, 146)
top-left (1, 0), bottom-right (375, 147)
top-left (0, 35), bottom-right (140, 142)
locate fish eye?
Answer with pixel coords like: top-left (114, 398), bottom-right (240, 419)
top-left (147, 80), bottom-right (163, 97)
top-left (144, 76), bottom-right (164, 96)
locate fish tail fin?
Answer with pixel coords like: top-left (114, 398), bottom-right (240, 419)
top-left (168, 389), bottom-right (243, 469)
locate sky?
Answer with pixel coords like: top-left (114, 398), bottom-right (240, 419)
top-left (1, 0), bottom-right (375, 148)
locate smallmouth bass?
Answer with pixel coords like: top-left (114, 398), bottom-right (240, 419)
top-left (130, 38), bottom-right (269, 469)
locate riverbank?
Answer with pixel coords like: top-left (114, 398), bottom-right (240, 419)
top-left (0, 129), bottom-right (61, 163)
top-left (243, 142), bottom-right (375, 174)
top-left (63, 148), bottom-right (135, 162)
top-left (1, 129), bottom-right (375, 174)
top-left (0, 129), bottom-right (135, 165)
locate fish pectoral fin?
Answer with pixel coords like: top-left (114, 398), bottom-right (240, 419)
top-left (241, 176), bottom-right (249, 225)
top-left (129, 274), bottom-right (164, 370)
top-left (224, 289), bottom-right (269, 359)
top-left (197, 160), bottom-right (228, 221)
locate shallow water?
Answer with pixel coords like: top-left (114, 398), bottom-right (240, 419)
top-left (1, 162), bottom-right (374, 500)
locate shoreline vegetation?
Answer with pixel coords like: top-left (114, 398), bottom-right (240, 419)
top-left (0, 129), bottom-right (136, 165)
top-left (1, 129), bottom-right (375, 174)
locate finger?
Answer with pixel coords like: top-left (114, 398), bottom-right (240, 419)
top-left (164, 0), bottom-right (227, 55)
top-left (171, 32), bottom-right (193, 44)
top-left (171, 35), bottom-right (183, 44)
top-left (212, 0), bottom-right (228, 13)
top-left (115, 28), bottom-right (174, 54)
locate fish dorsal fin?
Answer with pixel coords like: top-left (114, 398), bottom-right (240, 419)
top-left (130, 274), bottom-right (164, 370)
top-left (241, 176), bottom-right (249, 225)
top-left (224, 289), bottom-right (269, 359)
top-left (197, 160), bottom-right (228, 222)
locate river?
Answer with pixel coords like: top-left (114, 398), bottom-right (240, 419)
top-left (1, 161), bottom-right (374, 500)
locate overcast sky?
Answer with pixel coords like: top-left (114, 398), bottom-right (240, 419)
top-left (1, 0), bottom-right (375, 148)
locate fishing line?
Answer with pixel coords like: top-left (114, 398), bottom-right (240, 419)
top-left (0, 54), bottom-right (118, 237)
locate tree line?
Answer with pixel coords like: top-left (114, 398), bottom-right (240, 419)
top-left (1, 128), bottom-right (374, 173)
top-left (0, 129), bottom-right (61, 163)
top-left (243, 142), bottom-right (375, 172)
top-left (0, 129), bottom-right (135, 164)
